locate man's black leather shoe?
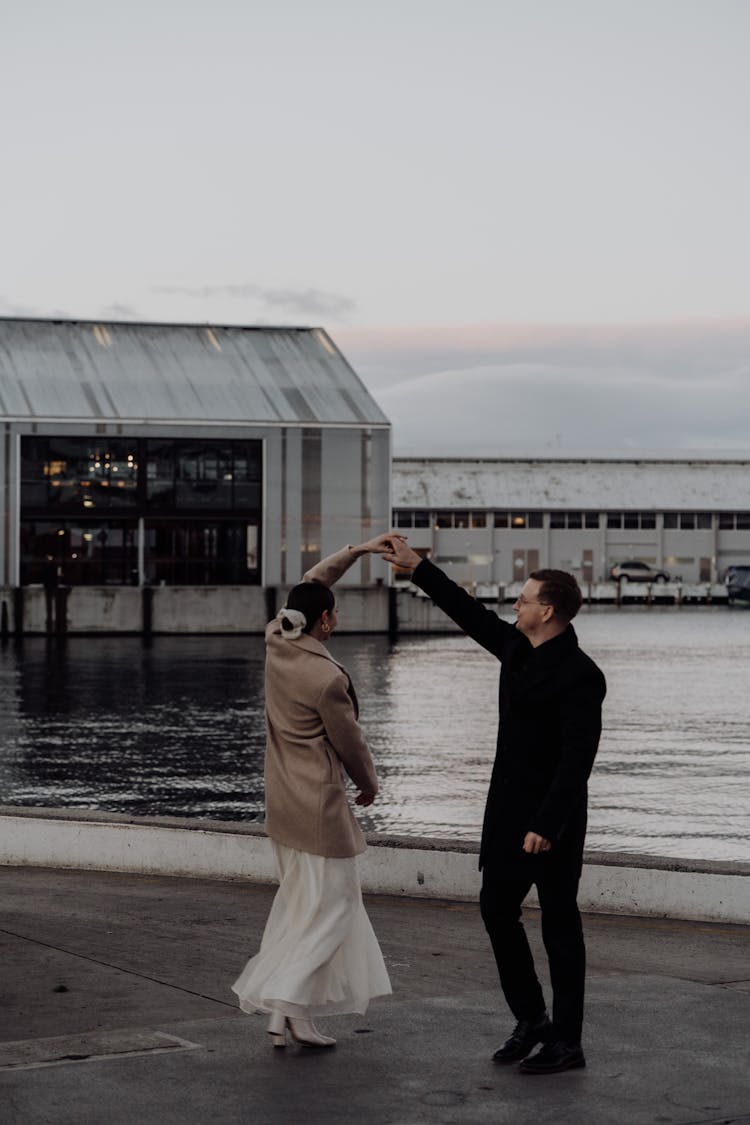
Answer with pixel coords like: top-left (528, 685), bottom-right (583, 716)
top-left (519, 1040), bottom-right (586, 1074)
top-left (492, 1012), bottom-right (552, 1063)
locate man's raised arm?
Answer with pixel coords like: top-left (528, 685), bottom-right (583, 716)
top-left (382, 537), bottom-right (515, 660)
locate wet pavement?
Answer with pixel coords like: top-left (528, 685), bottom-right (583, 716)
top-left (1, 866), bottom-right (748, 1124)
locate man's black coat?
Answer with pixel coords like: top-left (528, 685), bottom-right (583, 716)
top-left (412, 560), bottom-right (607, 878)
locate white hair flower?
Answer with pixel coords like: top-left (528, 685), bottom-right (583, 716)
top-left (277, 607), bottom-right (306, 639)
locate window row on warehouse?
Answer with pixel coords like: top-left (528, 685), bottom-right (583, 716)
top-left (394, 509), bottom-right (750, 530)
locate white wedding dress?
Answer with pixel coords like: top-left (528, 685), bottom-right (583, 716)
top-left (231, 842), bottom-right (392, 1018)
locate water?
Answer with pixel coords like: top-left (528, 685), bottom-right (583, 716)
top-left (0, 606), bottom-right (748, 863)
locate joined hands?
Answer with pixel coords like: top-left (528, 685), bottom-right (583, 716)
top-left (353, 532), bottom-right (423, 573)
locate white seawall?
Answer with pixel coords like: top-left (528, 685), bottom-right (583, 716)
top-left (0, 808), bottom-right (747, 926)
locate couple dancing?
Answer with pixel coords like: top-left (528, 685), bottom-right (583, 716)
top-left (231, 533), bottom-right (606, 1076)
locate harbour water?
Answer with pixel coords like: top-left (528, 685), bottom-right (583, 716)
top-left (0, 606), bottom-right (748, 862)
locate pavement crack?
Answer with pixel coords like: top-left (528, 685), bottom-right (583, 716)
top-left (0, 926), bottom-right (237, 1010)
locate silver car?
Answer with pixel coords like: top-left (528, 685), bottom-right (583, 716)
top-left (610, 560), bottom-right (670, 583)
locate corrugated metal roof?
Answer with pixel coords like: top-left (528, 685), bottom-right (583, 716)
top-left (393, 458), bottom-right (750, 510)
top-left (0, 318), bottom-right (389, 427)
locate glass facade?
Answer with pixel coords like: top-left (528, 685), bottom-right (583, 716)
top-left (20, 436), bottom-right (262, 586)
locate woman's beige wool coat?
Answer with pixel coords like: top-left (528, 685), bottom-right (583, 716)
top-left (263, 548), bottom-right (379, 858)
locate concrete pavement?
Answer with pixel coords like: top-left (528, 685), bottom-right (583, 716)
top-left (1, 866), bottom-right (748, 1125)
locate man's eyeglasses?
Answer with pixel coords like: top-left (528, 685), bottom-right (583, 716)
top-left (515, 595), bottom-right (550, 607)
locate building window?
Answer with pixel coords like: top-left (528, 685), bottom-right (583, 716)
top-left (22, 437), bottom-right (139, 511)
top-left (22, 436), bottom-right (262, 516)
top-left (664, 512), bottom-right (714, 530)
top-left (494, 512), bottom-right (509, 527)
top-left (393, 510), bottom-right (431, 528)
top-left (507, 512), bottom-right (544, 529)
top-left (550, 511), bottom-right (596, 529)
top-left (20, 520), bottom-right (139, 586)
top-left (609, 512), bottom-right (657, 529)
top-left (434, 510), bottom-right (489, 529)
top-left (146, 439), bottom-right (261, 510)
top-left (20, 436), bottom-right (263, 585)
top-left (145, 520), bottom-right (259, 585)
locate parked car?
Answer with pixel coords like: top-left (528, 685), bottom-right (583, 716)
top-left (725, 565), bottom-right (750, 603)
top-left (610, 560), bottom-right (670, 583)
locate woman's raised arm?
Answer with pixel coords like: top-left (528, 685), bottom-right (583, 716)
top-left (302, 533), bottom-right (398, 588)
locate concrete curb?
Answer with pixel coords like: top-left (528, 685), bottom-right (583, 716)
top-left (0, 807), bottom-right (747, 925)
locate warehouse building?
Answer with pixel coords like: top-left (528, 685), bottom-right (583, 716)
top-left (0, 318), bottom-right (390, 631)
top-left (393, 457), bottom-right (750, 588)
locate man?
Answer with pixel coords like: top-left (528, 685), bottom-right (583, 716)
top-left (382, 539), bottom-right (606, 1075)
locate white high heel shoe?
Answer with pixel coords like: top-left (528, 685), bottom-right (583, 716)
top-left (266, 1011), bottom-right (336, 1048)
top-left (286, 1016), bottom-right (336, 1048)
top-left (267, 1010), bottom-right (287, 1048)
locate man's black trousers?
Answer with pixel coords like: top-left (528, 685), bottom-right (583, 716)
top-left (479, 863), bottom-right (586, 1045)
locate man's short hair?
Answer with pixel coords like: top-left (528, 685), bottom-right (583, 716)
top-left (529, 569), bottom-right (582, 622)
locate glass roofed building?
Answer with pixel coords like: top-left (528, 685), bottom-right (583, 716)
top-left (0, 318), bottom-right (390, 631)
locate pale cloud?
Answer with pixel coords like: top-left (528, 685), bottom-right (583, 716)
top-left (336, 320), bottom-right (750, 455)
top-left (0, 296), bottom-right (73, 320)
top-left (99, 302), bottom-right (142, 320)
top-left (152, 283), bottom-right (356, 320)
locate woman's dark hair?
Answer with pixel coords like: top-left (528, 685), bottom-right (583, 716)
top-left (283, 582), bottom-right (335, 633)
top-left (529, 569), bottom-right (582, 622)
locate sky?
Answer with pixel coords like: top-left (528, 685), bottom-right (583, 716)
top-left (2, 0), bottom-right (749, 455)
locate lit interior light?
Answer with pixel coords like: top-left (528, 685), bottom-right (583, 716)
top-left (71, 553), bottom-right (78, 560)
top-left (83, 533), bottom-right (93, 541)
top-left (57, 529), bottom-right (65, 536)
top-left (83, 499), bottom-right (94, 508)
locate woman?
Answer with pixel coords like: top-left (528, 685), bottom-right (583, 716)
top-left (231, 537), bottom-right (393, 1048)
